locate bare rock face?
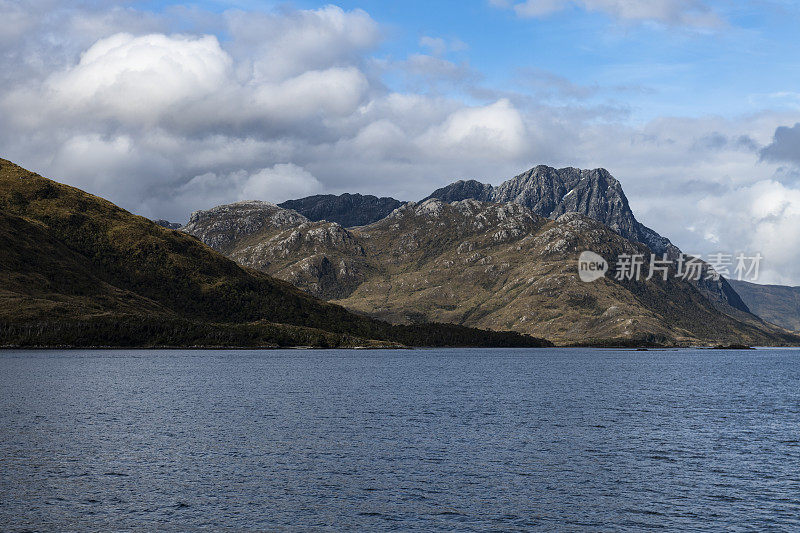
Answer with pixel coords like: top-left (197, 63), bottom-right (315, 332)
top-left (427, 166), bottom-right (650, 251)
top-left (182, 201), bottom-right (308, 254)
top-left (182, 201), bottom-right (369, 300)
top-left (278, 193), bottom-right (403, 228)
top-left (424, 165), bottom-right (749, 314)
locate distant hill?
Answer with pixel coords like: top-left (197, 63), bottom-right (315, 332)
top-left (0, 158), bottom-right (549, 348)
top-left (279, 193), bottom-right (403, 227)
top-left (184, 197), bottom-right (798, 346)
top-left (152, 219), bottom-right (181, 229)
top-left (728, 280), bottom-right (800, 332)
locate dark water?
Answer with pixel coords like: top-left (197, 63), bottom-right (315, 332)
top-left (1, 348), bottom-right (800, 531)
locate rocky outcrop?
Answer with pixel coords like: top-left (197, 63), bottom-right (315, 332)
top-left (425, 166), bottom-right (657, 251)
top-left (279, 193), bottom-right (403, 227)
top-left (181, 201), bottom-right (308, 254)
top-left (182, 202), bottom-right (370, 300)
top-left (424, 165), bottom-right (749, 314)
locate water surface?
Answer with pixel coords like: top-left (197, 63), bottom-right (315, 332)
top-left (1, 348), bottom-right (799, 530)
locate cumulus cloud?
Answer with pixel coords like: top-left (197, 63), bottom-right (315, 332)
top-left (496, 0), bottom-right (722, 27)
top-left (3, 30), bottom-right (370, 135)
top-left (0, 4), bottom-right (532, 219)
top-left (224, 5), bottom-right (380, 81)
top-left (691, 180), bottom-right (800, 285)
top-left (46, 33), bottom-right (232, 124)
top-left (419, 99), bottom-right (527, 157)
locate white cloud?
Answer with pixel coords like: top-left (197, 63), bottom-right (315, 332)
top-left (420, 99), bottom-right (527, 157)
top-left (252, 67), bottom-right (370, 121)
top-left (690, 180), bottom-right (800, 284)
top-left (242, 164), bottom-right (323, 201)
top-left (46, 33), bottom-right (232, 124)
top-left (501, 0), bottom-right (722, 27)
top-left (225, 5), bottom-right (380, 81)
top-left (2, 30), bottom-right (370, 136)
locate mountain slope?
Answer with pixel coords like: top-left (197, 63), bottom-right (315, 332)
top-left (425, 165), bottom-right (749, 314)
top-left (278, 193), bottom-right (403, 227)
top-left (0, 158), bottom-right (548, 348)
top-left (182, 201), bottom-right (372, 299)
top-left (0, 209), bottom-right (169, 320)
top-left (728, 280), bottom-right (800, 331)
top-left (184, 197), bottom-right (798, 346)
top-left (423, 180), bottom-right (493, 203)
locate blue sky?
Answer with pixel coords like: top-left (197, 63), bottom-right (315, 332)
top-left (176, 0), bottom-right (800, 120)
top-left (3, 0), bottom-right (800, 282)
top-left (134, 0), bottom-right (800, 120)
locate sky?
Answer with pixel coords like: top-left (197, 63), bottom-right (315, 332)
top-left (2, 0), bottom-right (800, 284)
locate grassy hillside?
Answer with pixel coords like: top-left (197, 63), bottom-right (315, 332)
top-left (0, 158), bottom-right (549, 348)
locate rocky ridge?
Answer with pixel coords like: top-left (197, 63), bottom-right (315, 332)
top-left (425, 165), bottom-right (748, 314)
top-left (182, 197), bottom-right (795, 346)
top-left (182, 201), bottom-right (370, 299)
top-left (278, 193), bottom-right (403, 227)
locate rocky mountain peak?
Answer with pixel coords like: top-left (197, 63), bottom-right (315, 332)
top-left (425, 165), bottom-right (665, 253)
top-left (182, 201), bottom-right (308, 253)
top-left (422, 179), bottom-right (493, 203)
top-left (278, 193), bottom-right (403, 227)
top-left (152, 219), bottom-right (182, 230)
top-left (423, 165), bottom-right (750, 314)
top-left (491, 166), bottom-right (639, 243)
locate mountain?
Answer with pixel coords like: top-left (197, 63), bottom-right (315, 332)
top-left (426, 167), bottom-right (651, 248)
top-left (728, 280), bottom-right (800, 332)
top-left (183, 197), bottom-right (798, 346)
top-left (423, 179), bottom-right (493, 203)
top-left (182, 201), bottom-right (371, 300)
top-left (0, 158), bottom-right (549, 348)
top-left (278, 193), bottom-right (403, 227)
top-left (153, 219), bottom-right (181, 229)
top-left (425, 165), bottom-right (749, 314)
